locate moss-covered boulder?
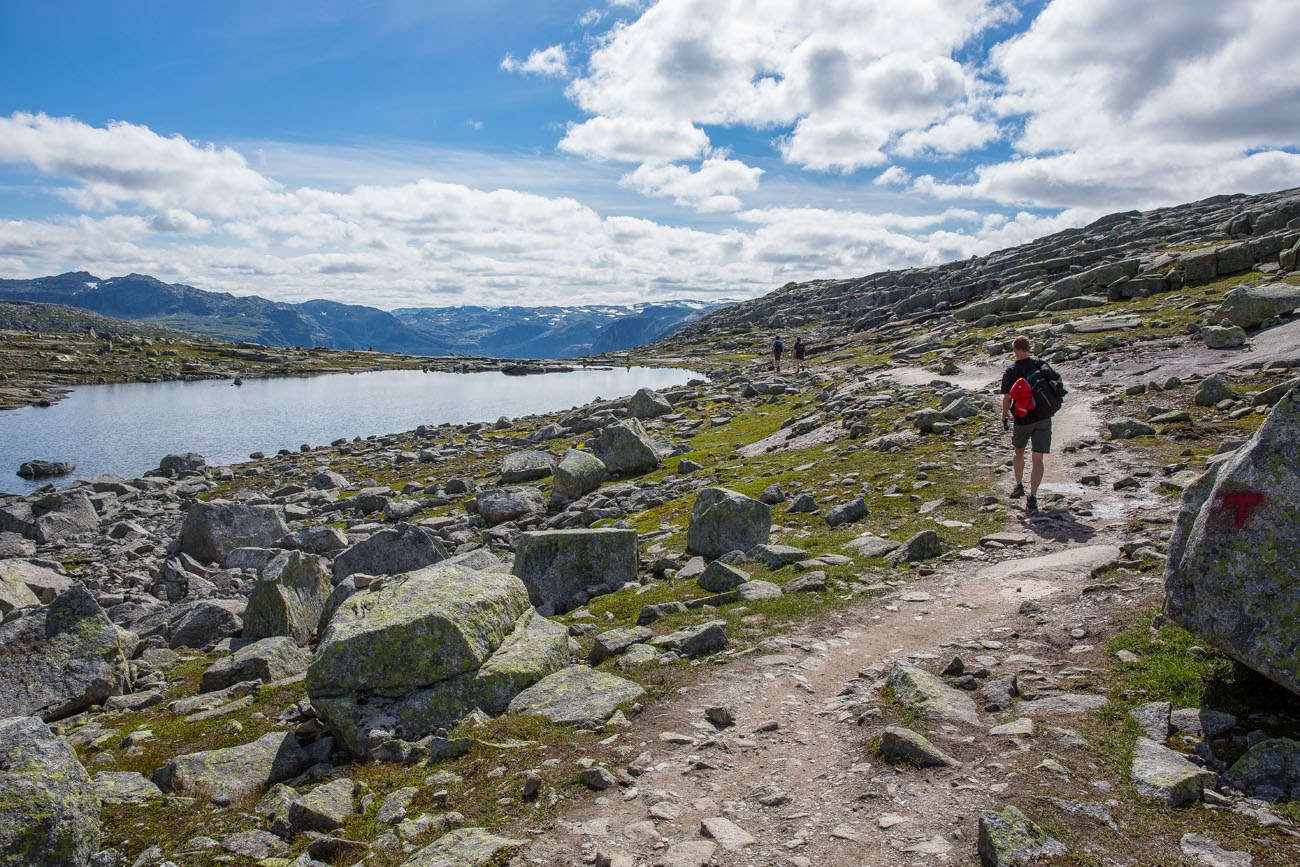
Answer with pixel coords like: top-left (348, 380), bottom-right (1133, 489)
top-left (152, 731), bottom-right (312, 806)
top-left (180, 501), bottom-right (288, 564)
top-left (0, 716), bottom-right (101, 865)
top-left (1222, 737), bottom-right (1300, 801)
top-left (200, 636), bottom-right (312, 693)
top-left (686, 487), bottom-right (771, 560)
top-left (0, 583), bottom-right (130, 721)
top-left (550, 449), bottom-right (606, 502)
top-left (92, 771), bottom-right (164, 805)
top-left (307, 565), bottom-right (569, 756)
top-left (507, 665), bottom-right (645, 727)
top-left (591, 418), bottom-right (667, 476)
top-left (400, 828), bottom-right (525, 867)
top-left (977, 805), bottom-right (1066, 865)
top-left (887, 661), bottom-right (980, 727)
top-left (512, 528), bottom-right (638, 615)
top-left (1165, 385), bottom-right (1300, 695)
top-left (242, 551), bottom-right (333, 645)
top-left (0, 562), bottom-right (40, 612)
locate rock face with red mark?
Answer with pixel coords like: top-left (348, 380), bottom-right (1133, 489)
top-left (1165, 383), bottom-right (1300, 695)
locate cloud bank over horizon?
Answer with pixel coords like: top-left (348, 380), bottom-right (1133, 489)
top-left (1, 0), bottom-right (1297, 310)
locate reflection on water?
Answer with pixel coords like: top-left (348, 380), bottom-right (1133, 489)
top-left (0, 367), bottom-right (699, 494)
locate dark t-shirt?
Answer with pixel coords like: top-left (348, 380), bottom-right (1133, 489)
top-left (1002, 356), bottom-right (1048, 424)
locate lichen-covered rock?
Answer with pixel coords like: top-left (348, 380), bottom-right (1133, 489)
top-left (400, 828), bottom-right (525, 867)
top-left (1108, 417), bottom-right (1156, 439)
top-left (1222, 737), bottom-right (1300, 801)
top-left (1202, 325), bottom-right (1248, 349)
top-left (500, 451), bottom-right (556, 484)
top-left (200, 636), bottom-right (312, 693)
top-left (0, 561), bottom-right (41, 612)
top-left (1195, 373), bottom-right (1238, 407)
top-left (0, 716), bottom-right (100, 865)
top-left (180, 502), bottom-right (288, 564)
top-left (878, 725), bottom-right (959, 767)
top-left (977, 806), bottom-right (1066, 866)
top-left (474, 487), bottom-right (547, 526)
top-left (651, 619), bottom-right (727, 658)
top-left (1212, 282), bottom-right (1300, 329)
top-left (589, 625), bottom-right (654, 662)
top-left (627, 387), bottom-right (673, 419)
top-left (507, 665), bottom-right (645, 727)
top-left (152, 731), bottom-right (312, 805)
top-left (885, 530), bottom-right (945, 565)
top-left (686, 488), bottom-right (771, 560)
top-left (287, 778), bottom-right (356, 832)
top-left (1131, 737), bottom-right (1217, 806)
top-left (591, 418), bottom-right (667, 476)
top-left (825, 497), bottom-right (868, 527)
top-left (0, 558), bottom-right (72, 604)
top-left (92, 771), bottom-right (163, 805)
top-left (0, 584), bottom-right (130, 721)
top-left (512, 528), bottom-right (638, 615)
top-left (887, 661), bottom-right (980, 727)
top-left (698, 561), bottom-right (748, 593)
top-left (551, 449), bottom-right (607, 501)
top-left (1165, 385), bottom-right (1300, 695)
top-left (242, 551), bottom-right (333, 645)
top-left (332, 523), bottom-right (448, 581)
top-left (167, 598), bottom-right (245, 649)
top-left (307, 565), bottom-right (568, 755)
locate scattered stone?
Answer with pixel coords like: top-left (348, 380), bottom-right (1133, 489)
top-left (17, 459), bottom-right (75, 479)
top-left (1107, 417), bottom-right (1156, 439)
top-left (877, 725), bottom-right (959, 767)
top-left (784, 570), bottom-right (827, 593)
top-left (578, 767), bottom-right (617, 790)
top-left (0, 716), bottom-right (101, 863)
top-left (289, 778), bottom-right (356, 832)
top-left (500, 451), bottom-right (556, 483)
top-left (825, 497), bottom-right (868, 527)
top-left (92, 771), bottom-right (163, 805)
top-left (551, 450), bottom-right (607, 501)
top-left (243, 551), bottom-right (333, 645)
top-left (885, 530), bottom-right (945, 564)
top-left (1203, 325), bottom-right (1248, 349)
top-left (844, 533), bottom-right (901, 558)
top-left (220, 830), bottom-right (286, 860)
top-left (1131, 736), bottom-right (1217, 806)
top-left (1018, 693), bottom-right (1107, 717)
top-left (627, 387), bottom-right (673, 419)
top-left (1195, 373), bottom-right (1238, 407)
top-left (1180, 833), bottom-right (1254, 867)
top-left (698, 560), bottom-right (748, 593)
top-left (747, 543), bottom-right (808, 569)
top-left (475, 487), bottom-right (547, 526)
top-left (378, 787), bottom-right (419, 825)
top-left (591, 419), bottom-right (667, 476)
top-left (1130, 701), bottom-right (1172, 742)
top-left (508, 666), bottom-right (646, 727)
top-left (589, 626), bottom-right (654, 663)
top-left (977, 806), bottom-right (1067, 866)
top-left (705, 706), bottom-right (735, 727)
top-left (398, 828), bottom-right (524, 867)
top-left (699, 817), bottom-right (756, 851)
top-left (650, 620), bottom-right (727, 658)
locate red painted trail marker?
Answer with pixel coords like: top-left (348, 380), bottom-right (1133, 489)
top-left (1219, 491), bottom-right (1265, 528)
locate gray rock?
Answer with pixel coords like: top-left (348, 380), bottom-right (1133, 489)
top-left (748, 543), bottom-right (808, 568)
top-left (551, 450), bottom-right (606, 501)
top-left (844, 533), bottom-right (901, 558)
top-left (825, 498), bottom-right (868, 527)
top-left (578, 767), bottom-right (617, 790)
top-left (651, 620), bottom-right (727, 658)
top-left (1018, 693), bottom-right (1107, 717)
top-left (885, 530), bottom-right (945, 564)
top-left (500, 451), bottom-right (556, 484)
top-left (627, 387), bottom-right (673, 419)
top-left (877, 725), bottom-right (958, 767)
top-left (32, 490), bottom-right (100, 544)
top-left (887, 662), bottom-right (980, 727)
top-left (378, 786), bottom-right (419, 825)
top-left (278, 526), bottom-right (349, 555)
top-left (1171, 707), bottom-right (1238, 739)
top-left (0, 559), bottom-right (72, 605)
top-left (399, 828), bottom-right (524, 867)
top-left (221, 830), bottom-right (287, 860)
top-left (92, 771), bottom-right (163, 805)
top-left (0, 561), bottom-right (41, 612)
top-left (507, 665), bottom-right (645, 727)
top-left (785, 570), bottom-right (827, 592)
top-left (591, 418), bottom-right (667, 476)
top-left (736, 579), bottom-right (782, 600)
top-left (288, 778), bottom-right (355, 832)
top-left (1203, 325), bottom-right (1248, 349)
top-left (159, 452), bottom-right (206, 474)
top-left (785, 492), bottom-right (819, 513)
top-left (153, 731), bottom-right (312, 805)
top-left (333, 523), bottom-right (447, 581)
top-left (1223, 738), bottom-right (1300, 801)
top-left (1165, 386), bottom-right (1300, 694)
top-left (0, 584), bottom-right (130, 721)
top-left (589, 626), bottom-right (654, 662)
top-left (200, 636), bottom-right (312, 693)
top-left (0, 532), bottom-right (35, 558)
top-left (1179, 833), bottom-right (1253, 867)
top-left (168, 599), bottom-right (245, 649)
top-left (1131, 736), bottom-right (1217, 806)
top-left (180, 502), bottom-right (288, 564)
top-left (698, 561), bottom-right (748, 593)
top-left (309, 470), bottom-right (349, 490)
top-left (0, 716), bottom-right (100, 865)
top-left (307, 566), bottom-right (568, 755)
top-left (223, 547), bottom-right (279, 573)
top-left (475, 487), bottom-right (546, 526)
top-left (243, 551), bottom-right (333, 645)
top-left (686, 488), bottom-right (771, 560)
top-left (17, 459), bottom-right (75, 479)
top-left (1195, 374), bottom-right (1238, 407)
top-left (1130, 701), bottom-right (1172, 742)
top-left (637, 600), bottom-right (688, 625)
top-left (512, 528), bottom-right (637, 615)
top-left (758, 483), bottom-right (786, 504)
top-left (977, 806), bottom-right (1066, 866)
top-left (1107, 417), bottom-right (1156, 439)
top-left (1212, 282), bottom-right (1300, 329)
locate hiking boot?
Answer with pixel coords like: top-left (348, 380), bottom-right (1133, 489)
top-left (1010, 483), bottom-right (1025, 498)
top-left (1026, 494), bottom-right (1038, 512)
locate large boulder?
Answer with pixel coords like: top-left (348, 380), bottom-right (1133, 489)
top-left (333, 523), bottom-right (447, 581)
top-left (0, 563), bottom-right (41, 612)
top-left (627, 387), bottom-right (673, 419)
top-left (200, 636), bottom-right (313, 693)
top-left (1165, 385), bottom-right (1300, 695)
top-left (16, 459), bottom-right (75, 479)
top-left (474, 487), bottom-right (546, 526)
top-left (243, 551), bottom-right (333, 645)
top-left (152, 731), bottom-right (312, 806)
top-left (31, 490), bottom-right (100, 544)
top-left (0, 716), bottom-right (100, 865)
top-left (551, 449), bottom-right (607, 501)
top-left (686, 488), bottom-right (771, 560)
top-left (591, 418), bottom-right (667, 476)
top-left (307, 565), bottom-right (569, 755)
top-left (0, 559), bottom-right (71, 604)
top-left (512, 528), bottom-right (638, 615)
top-left (180, 502), bottom-right (288, 564)
top-left (500, 451), bottom-right (556, 484)
top-left (1212, 282), bottom-right (1300, 329)
top-left (0, 584), bottom-right (130, 721)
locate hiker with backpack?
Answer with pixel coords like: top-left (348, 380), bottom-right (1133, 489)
top-left (1000, 335), bottom-right (1065, 512)
top-left (772, 336), bottom-right (785, 373)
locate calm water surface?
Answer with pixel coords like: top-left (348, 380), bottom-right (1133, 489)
top-left (0, 367), bottom-right (700, 494)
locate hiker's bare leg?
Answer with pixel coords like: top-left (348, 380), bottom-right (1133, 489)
top-left (1013, 447), bottom-right (1025, 485)
top-left (1030, 451), bottom-right (1045, 495)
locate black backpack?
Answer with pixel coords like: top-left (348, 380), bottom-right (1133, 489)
top-left (1024, 361), bottom-right (1066, 419)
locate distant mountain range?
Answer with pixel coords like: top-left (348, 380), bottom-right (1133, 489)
top-left (0, 272), bottom-right (732, 358)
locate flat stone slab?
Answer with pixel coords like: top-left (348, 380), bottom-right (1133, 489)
top-left (92, 771), bottom-right (164, 805)
top-left (1180, 833), bottom-right (1253, 867)
top-left (989, 718), bottom-right (1035, 737)
top-left (1132, 737), bottom-right (1217, 806)
top-left (401, 828), bottom-right (525, 867)
top-left (977, 545), bottom-right (1120, 582)
top-left (508, 666), bottom-right (645, 727)
top-left (1018, 693), bottom-right (1108, 717)
top-left (878, 725), bottom-right (959, 767)
top-left (843, 533), bottom-right (901, 558)
top-left (152, 731), bottom-right (311, 805)
top-left (700, 817), bottom-right (756, 851)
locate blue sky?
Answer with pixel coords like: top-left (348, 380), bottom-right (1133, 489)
top-left (1, 0), bottom-right (1297, 309)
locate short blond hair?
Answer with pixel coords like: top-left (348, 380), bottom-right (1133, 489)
top-left (1012, 335), bottom-right (1032, 352)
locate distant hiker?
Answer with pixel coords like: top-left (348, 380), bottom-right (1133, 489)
top-left (793, 337), bottom-right (807, 373)
top-left (772, 336), bottom-right (785, 373)
top-left (1000, 335), bottom-right (1065, 512)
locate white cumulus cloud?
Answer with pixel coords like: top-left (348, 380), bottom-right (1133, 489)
top-left (500, 44), bottom-right (569, 77)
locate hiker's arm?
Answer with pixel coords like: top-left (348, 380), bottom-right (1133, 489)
top-left (1001, 394), bottom-right (1012, 417)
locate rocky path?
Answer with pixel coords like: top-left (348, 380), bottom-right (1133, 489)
top-left (515, 373), bottom-right (1152, 866)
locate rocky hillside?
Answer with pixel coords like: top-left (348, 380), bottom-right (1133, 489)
top-left (2, 185), bottom-right (1300, 866)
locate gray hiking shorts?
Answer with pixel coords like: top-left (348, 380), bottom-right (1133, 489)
top-left (1012, 418), bottom-right (1052, 453)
